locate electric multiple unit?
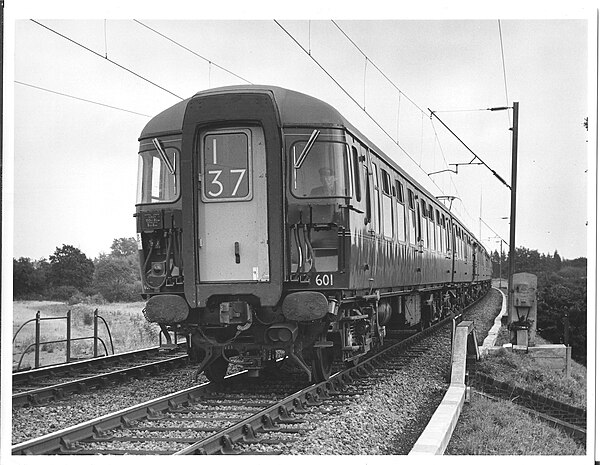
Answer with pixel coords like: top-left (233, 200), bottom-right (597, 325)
top-left (135, 85), bottom-right (492, 382)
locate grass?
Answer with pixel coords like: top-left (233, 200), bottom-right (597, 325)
top-left (477, 325), bottom-right (586, 409)
top-left (447, 324), bottom-right (587, 455)
top-left (12, 301), bottom-right (161, 370)
top-left (446, 394), bottom-right (586, 455)
top-left (473, 346), bottom-right (587, 409)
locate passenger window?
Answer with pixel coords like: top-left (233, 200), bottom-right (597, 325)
top-left (381, 169), bottom-right (391, 195)
top-left (395, 180), bottom-right (405, 203)
top-left (380, 169), bottom-right (393, 238)
top-left (420, 198), bottom-right (429, 248)
top-left (395, 180), bottom-right (406, 242)
top-left (407, 189), bottom-right (417, 244)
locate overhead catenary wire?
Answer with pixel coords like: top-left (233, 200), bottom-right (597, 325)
top-left (331, 19), bottom-right (470, 208)
top-left (103, 19), bottom-right (108, 59)
top-left (497, 20), bottom-right (512, 127)
top-left (274, 19), bottom-right (444, 195)
top-left (133, 20), bottom-right (253, 85)
top-left (331, 20), bottom-right (429, 118)
top-left (30, 19), bottom-right (184, 101)
top-left (479, 216), bottom-right (509, 246)
top-left (15, 81), bottom-right (152, 117)
top-left (429, 109), bottom-right (511, 190)
top-left (331, 20), bottom-right (513, 218)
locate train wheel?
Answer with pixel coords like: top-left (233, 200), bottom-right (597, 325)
top-left (312, 347), bottom-right (334, 382)
top-left (204, 356), bottom-right (229, 383)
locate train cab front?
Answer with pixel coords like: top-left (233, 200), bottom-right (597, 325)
top-left (135, 136), bottom-right (187, 331)
top-left (280, 127), bottom-right (357, 380)
top-left (285, 128), bottom-right (352, 286)
top-left (134, 89), bottom-right (355, 383)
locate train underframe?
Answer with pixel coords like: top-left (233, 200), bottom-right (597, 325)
top-left (168, 280), bottom-right (490, 383)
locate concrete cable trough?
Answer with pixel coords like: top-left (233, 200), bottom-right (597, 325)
top-left (409, 319), bottom-right (480, 455)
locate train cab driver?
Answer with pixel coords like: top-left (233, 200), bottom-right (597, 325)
top-left (311, 167), bottom-right (337, 196)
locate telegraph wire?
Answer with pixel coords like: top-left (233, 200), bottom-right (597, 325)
top-left (274, 19), bottom-right (444, 195)
top-left (30, 19), bottom-right (184, 101)
top-left (133, 20), bottom-right (253, 85)
top-left (15, 81), bottom-right (152, 117)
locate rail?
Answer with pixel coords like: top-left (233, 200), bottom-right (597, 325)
top-left (13, 308), bottom-right (115, 371)
top-left (12, 314), bottom-right (448, 455)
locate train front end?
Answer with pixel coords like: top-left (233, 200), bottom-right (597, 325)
top-left (136, 87), bottom-right (348, 382)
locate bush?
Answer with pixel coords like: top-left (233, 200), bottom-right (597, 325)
top-left (99, 282), bottom-right (143, 303)
top-left (47, 285), bottom-right (80, 302)
top-left (85, 293), bottom-right (108, 305)
top-left (537, 269), bottom-right (587, 365)
top-left (67, 290), bottom-right (87, 305)
top-left (82, 311), bottom-right (94, 326)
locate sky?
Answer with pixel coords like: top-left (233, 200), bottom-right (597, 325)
top-left (4, 2), bottom-right (594, 269)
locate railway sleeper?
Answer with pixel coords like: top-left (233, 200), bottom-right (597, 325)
top-left (81, 435), bottom-right (201, 444)
top-left (127, 426), bottom-right (219, 433)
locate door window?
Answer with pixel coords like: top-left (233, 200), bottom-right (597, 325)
top-left (202, 130), bottom-right (251, 202)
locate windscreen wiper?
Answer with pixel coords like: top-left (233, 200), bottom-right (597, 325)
top-left (152, 138), bottom-right (175, 175)
top-left (293, 129), bottom-right (320, 169)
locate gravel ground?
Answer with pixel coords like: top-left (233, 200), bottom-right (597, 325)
top-left (12, 290), bottom-right (503, 453)
top-left (275, 290), bottom-right (503, 455)
top-left (281, 334), bottom-right (451, 454)
top-left (12, 367), bottom-right (207, 444)
top-left (462, 289), bottom-right (503, 346)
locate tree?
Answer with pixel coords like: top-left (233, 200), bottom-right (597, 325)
top-left (93, 255), bottom-right (140, 302)
top-left (491, 250), bottom-right (501, 278)
top-left (13, 257), bottom-right (48, 298)
top-left (48, 245), bottom-right (95, 291)
top-left (552, 250), bottom-right (562, 271)
top-left (110, 237), bottom-right (138, 258)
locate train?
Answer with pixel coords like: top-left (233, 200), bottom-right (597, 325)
top-left (135, 85), bottom-right (492, 383)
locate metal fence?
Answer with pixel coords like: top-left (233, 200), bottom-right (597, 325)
top-left (13, 308), bottom-right (115, 371)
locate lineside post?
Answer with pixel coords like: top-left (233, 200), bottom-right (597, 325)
top-left (507, 101), bottom-right (519, 337)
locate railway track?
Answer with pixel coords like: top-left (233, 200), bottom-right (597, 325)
top-left (13, 344), bottom-right (189, 408)
top-left (470, 372), bottom-right (586, 443)
top-left (12, 314), bottom-right (449, 455)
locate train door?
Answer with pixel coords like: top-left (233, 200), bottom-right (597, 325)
top-left (414, 196), bottom-right (423, 285)
top-left (472, 243), bottom-right (478, 281)
top-left (196, 126), bottom-right (270, 282)
top-left (364, 150), bottom-right (378, 285)
top-left (450, 222), bottom-right (456, 283)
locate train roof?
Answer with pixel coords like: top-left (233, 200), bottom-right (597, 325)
top-left (139, 85), bottom-right (360, 138)
top-left (139, 85), bottom-right (487, 252)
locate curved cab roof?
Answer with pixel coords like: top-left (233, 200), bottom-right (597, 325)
top-left (140, 85), bottom-right (359, 139)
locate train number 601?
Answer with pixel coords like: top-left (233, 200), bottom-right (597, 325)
top-left (315, 274), bottom-right (334, 286)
